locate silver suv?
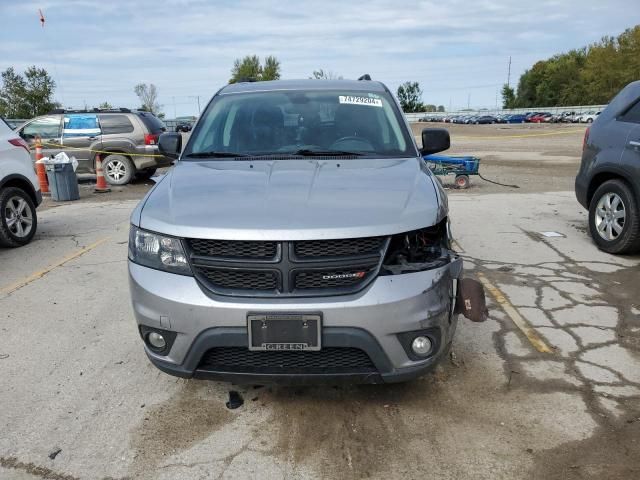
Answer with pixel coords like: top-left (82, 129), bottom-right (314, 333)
top-left (16, 109), bottom-right (173, 185)
top-left (128, 79), bottom-right (470, 384)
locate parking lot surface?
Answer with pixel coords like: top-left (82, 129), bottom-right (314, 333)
top-left (1, 125), bottom-right (639, 479)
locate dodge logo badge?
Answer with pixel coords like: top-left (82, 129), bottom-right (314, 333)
top-left (322, 271), bottom-right (366, 280)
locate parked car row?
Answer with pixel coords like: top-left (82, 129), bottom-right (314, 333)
top-left (419, 110), bottom-right (602, 124)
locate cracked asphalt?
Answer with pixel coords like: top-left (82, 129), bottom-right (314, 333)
top-left (1, 170), bottom-right (639, 477)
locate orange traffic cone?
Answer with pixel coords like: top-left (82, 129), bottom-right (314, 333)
top-left (34, 136), bottom-right (50, 195)
top-left (94, 154), bottom-right (111, 193)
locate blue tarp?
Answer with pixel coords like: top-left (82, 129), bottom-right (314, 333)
top-left (63, 114), bottom-right (100, 138)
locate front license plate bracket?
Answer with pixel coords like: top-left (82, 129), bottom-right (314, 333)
top-left (247, 313), bottom-right (321, 351)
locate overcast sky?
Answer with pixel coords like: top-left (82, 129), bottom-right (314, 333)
top-left (1, 0), bottom-right (639, 117)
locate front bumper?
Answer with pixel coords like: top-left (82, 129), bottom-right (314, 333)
top-left (129, 257), bottom-right (462, 383)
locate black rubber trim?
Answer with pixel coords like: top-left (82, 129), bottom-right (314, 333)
top-left (144, 326), bottom-right (449, 384)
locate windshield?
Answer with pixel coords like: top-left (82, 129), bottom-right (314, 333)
top-left (183, 89), bottom-right (416, 158)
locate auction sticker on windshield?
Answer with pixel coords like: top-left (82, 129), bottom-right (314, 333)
top-left (339, 95), bottom-right (383, 107)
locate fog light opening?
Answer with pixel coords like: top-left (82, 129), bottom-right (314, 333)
top-left (411, 335), bottom-right (433, 357)
top-left (147, 331), bottom-right (167, 350)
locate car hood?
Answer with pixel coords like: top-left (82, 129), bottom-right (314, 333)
top-left (137, 157), bottom-right (445, 240)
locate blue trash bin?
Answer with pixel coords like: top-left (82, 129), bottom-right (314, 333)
top-left (45, 163), bottom-right (80, 201)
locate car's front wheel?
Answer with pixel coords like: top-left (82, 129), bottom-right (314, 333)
top-left (0, 187), bottom-right (38, 248)
top-left (589, 180), bottom-right (640, 254)
top-left (103, 154), bottom-right (135, 185)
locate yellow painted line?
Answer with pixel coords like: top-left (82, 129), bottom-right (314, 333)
top-left (477, 272), bottom-right (553, 354)
top-left (455, 129), bottom-right (585, 140)
top-left (0, 237), bottom-right (110, 296)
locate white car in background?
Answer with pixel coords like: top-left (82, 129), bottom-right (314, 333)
top-left (578, 111), bottom-right (600, 123)
top-left (0, 118), bottom-right (41, 247)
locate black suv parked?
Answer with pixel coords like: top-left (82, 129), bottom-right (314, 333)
top-left (16, 108), bottom-right (173, 185)
top-left (576, 81), bottom-right (640, 254)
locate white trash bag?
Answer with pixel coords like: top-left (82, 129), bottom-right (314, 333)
top-left (38, 152), bottom-right (79, 172)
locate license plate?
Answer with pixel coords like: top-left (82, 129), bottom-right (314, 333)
top-left (248, 313), bottom-right (321, 351)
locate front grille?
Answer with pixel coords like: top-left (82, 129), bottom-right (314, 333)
top-left (197, 267), bottom-right (278, 291)
top-left (198, 347), bottom-right (377, 374)
top-left (187, 239), bottom-right (277, 260)
top-left (294, 267), bottom-right (372, 289)
top-left (294, 237), bottom-right (384, 258)
top-left (187, 237), bottom-right (388, 297)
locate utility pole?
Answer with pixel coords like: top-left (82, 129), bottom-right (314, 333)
top-left (507, 56), bottom-right (512, 88)
top-left (467, 93), bottom-right (471, 110)
top-left (189, 96), bottom-right (201, 114)
top-left (172, 96), bottom-right (177, 119)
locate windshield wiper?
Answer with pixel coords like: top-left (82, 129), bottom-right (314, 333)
top-left (184, 151), bottom-right (251, 158)
top-left (289, 149), bottom-right (366, 157)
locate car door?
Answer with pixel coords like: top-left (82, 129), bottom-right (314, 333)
top-left (61, 113), bottom-right (101, 173)
top-left (18, 115), bottom-right (62, 161)
top-left (619, 100), bottom-right (640, 186)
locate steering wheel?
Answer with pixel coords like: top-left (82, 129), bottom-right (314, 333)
top-left (330, 136), bottom-right (374, 151)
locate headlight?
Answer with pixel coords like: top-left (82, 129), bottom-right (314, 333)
top-left (128, 225), bottom-right (192, 275)
top-left (381, 219), bottom-right (452, 275)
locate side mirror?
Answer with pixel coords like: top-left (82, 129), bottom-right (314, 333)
top-left (420, 128), bottom-right (450, 156)
top-left (158, 132), bottom-right (182, 159)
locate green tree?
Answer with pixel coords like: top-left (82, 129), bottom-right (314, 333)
top-left (134, 83), bottom-right (161, 115)
top-left (310, 69), bottom-right (343, 80)
top-left (0, 67), bottom-right (26, 117)
top-left (501, 84), bottom-right (516, 109)
top-left (229, 55), bottom-right (281, 83)
top-left (262, 56), bottom-right (281, 81)
top-left (98, 101), bottom-right (113, 109)
top-left (513, 25), bottom-right (640, 107)
top-left (22, 66), bottom-right (57, 116)
top-left (396, 81), bottom-right (424, 113)
top-left (437, 105), bottom-right (445, 112)
top-left (0, 66), bottom-right (58, 118)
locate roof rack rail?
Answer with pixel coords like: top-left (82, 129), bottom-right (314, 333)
top-left (47, 107), bottom-right (133, 114)
top-left (357, 74), bottom-right (371, 81)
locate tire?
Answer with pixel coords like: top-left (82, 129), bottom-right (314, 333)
top-left (137, 167), bottom-right (157, 180)
top-left (586, 118), bottom-right (594, 124)
top-left (0, 187), bottom-right (38, 248)
top-left (103, 154), bottom-right (135, 185)
top-left (588, 180), bottom-right (640, 254)
top-left (455, 175), bottom-right (470, 189)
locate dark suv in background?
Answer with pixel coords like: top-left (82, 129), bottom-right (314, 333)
top-left (576, 80), bottom-right (640, 254)
top-left (16, 109), bottom-right (172, 185)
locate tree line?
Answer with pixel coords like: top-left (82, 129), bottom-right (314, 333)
top-left (503, 25), bottom-right (640, 108)
top-left (0, 66), bottom-right (58, 118)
